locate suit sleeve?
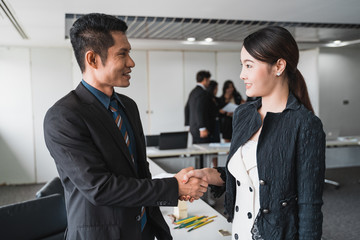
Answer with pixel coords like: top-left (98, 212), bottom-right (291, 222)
top-left (296, 115), bottom-right (325, 240)
top-left (185, 99), bottom-right (190, 126)
top-left (44, 105), bottom-right (179, 208)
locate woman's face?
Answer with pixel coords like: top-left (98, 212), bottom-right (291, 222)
top-left (226, 83), bottom-right (234, 95)
top-left (239, 47), bottom-right (277, 98)
top-left (214, 86), bottom-right (218, 96)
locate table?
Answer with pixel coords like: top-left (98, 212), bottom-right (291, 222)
top-left (147, 143), bottom-right (230, 168)
top-left (325, 136), bottom-right (360, 188)
top-left (326, 136), bottom-right (360, 148)
top-left (148, 159), bottom-right (232, 240)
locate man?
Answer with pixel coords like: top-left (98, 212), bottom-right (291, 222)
top-left (44, 13), bottom-right (207, 240)
top-left (185, 70), bottom-right (213, 143)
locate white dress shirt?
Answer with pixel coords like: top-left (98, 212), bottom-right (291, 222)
top-left (228, 140), bottom-right (260, 240)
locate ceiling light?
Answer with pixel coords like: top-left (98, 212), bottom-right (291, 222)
top-left (204, 37), bottom-right (213, 42)
top-left (325, 40), bottom-right (347, 47)
top-left (187, 37), bottom-right (196, 42)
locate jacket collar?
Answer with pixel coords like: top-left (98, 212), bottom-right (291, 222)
top-left (248, 91), bottom-right (300, 112)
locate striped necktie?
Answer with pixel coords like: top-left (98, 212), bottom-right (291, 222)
top-left (109, 98), bottom-right (147, 232)
top-left (109, 99), bottom-right (135, 164)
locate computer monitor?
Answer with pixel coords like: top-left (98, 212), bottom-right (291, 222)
top-left (158, 131), bottom-right (188, 150)
top-left (145, 135), bottom-right (160, 147)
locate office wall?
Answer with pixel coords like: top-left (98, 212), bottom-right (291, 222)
top-left (30, 48), bottom-right (73, 182)
top-left (319, 47), bottom-right (360, 135)
top-left (0, 47), bottom-right (73, 184)
top-left (0, 47), bottom-right (35, 184)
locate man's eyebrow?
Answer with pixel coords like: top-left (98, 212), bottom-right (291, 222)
top-left (116, 48), bottom-right (130, 53)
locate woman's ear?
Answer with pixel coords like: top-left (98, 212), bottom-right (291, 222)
top-left (275, 58), bottom-right (287, 76)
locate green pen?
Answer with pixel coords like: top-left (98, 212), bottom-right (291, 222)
top-left (174, 215), bottom-right (195, 224)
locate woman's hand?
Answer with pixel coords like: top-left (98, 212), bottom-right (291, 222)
top-left (182, 168), bottom-right (224, 187)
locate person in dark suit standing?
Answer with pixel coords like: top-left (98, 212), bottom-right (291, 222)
top-left (44, 13), bottom-right (207, 240)
top-left (185, 70), bottom-right (213, 143)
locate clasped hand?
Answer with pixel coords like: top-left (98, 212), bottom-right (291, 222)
top-left (174, 167), bottom-right (224, 202)
top-left (174, 167), bottom-right (208, 202)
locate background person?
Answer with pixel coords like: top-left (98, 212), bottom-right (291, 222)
top-left (185, 70), bottom-right (213, 143)
top-left (218, 80), bottom-right (245, 142)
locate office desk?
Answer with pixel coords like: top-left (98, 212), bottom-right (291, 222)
top-left (148, 159), bottom-right (232, 240)
top-left (147, 143), bottom-right (230, 169)
top-left (326, 136), bottom-right (360, 148)
top-left (325, 136), bottom-right (360, 188)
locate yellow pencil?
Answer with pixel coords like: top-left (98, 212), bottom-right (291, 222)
top-left (187, 219), bottom-right (214, 232)
top-left (175, 215), bottom-right (205, 226)
top-left (185, 215), bottom-right (217, 228)
top-left (175, 216), bottom-right (198, 225)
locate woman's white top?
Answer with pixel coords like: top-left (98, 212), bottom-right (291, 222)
top-left (228, 140), bottom-right (260, 240)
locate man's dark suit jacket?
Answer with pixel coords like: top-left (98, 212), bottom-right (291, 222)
top-left (44, 83), bottom-right (178, 240)
top-left (184, 85), bottom-right (212, 143)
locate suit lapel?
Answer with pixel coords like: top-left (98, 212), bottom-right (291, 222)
top-left (75, 83), bottom-right (138, 176)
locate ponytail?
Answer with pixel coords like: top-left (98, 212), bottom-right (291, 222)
top-left (289, 69), bottom-right (314, 113)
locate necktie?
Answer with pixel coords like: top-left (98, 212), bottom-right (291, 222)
top-left (109, 98), bottom-right (147, 232)
top-left (109, 99), bottom-right (135, 164)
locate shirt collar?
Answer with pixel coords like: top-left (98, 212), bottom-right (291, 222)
top-left (81, 80), bottom-right (125, 109)
top-left (196, 83), bottom-right (206, 90)
top-left (248, 91), bottom-right (300, 112)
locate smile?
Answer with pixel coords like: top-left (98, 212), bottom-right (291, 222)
top-left (245, 83), bottom-right (252, 89)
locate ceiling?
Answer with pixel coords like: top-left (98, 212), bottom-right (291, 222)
top-left (1, 0), bottom-right (360, 50)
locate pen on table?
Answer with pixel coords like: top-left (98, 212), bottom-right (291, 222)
top-left (185, 215), bottom-right (217, 228)
top-left (174, 216), bottom-right (205, 228)
top-left (187, 219), bottom-right (214, 232)
top-left (174, 216), bottom-right (195, 224)
top-left (175, 216), bottom-right (199, 225)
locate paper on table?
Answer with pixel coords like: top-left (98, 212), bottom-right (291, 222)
top-left (221, 103), bottom-right (239, 113)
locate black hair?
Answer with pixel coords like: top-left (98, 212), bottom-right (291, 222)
top-left (221, 80), bottom-right (239, 97)
top-left (243, 26), bottom-right (314, 113)
top-left (207, 80), bottom-right (218, 96)
top-left (70, 13), bottom-right (128, 72)
top-left (196, 70), bottom-right (211, 83)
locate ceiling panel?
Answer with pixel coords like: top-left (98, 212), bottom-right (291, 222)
top-left (65, 14), bottom-right (360, 49)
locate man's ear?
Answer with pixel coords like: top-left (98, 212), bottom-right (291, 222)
top-left (275, 58), bottom-right (287, 76)
top-left (85, 50), bottom-right (99, 70)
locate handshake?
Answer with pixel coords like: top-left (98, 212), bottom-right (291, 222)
top-left (174, 167), bottom-right (223, 202)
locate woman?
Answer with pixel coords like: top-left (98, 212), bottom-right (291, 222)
top-left (219, 80), bottom-right (244, 142)
top-left (207, 80), bottom-right (221, 143)
top-left (183, 26), bottom-right (325, 240)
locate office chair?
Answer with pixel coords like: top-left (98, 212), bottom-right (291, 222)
top-left (36, 176), bottom-right (64, 198)
top-left (0, 194), bottom-right (67, 240)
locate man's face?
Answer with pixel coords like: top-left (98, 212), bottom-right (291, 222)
top-left (203, 78), bottom-right (210, 88)
top-left (94, 31), bottom-right (135, 94)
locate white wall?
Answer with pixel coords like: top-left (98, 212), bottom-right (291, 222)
top-left (319, 47), bottom-right (360, 135)
top-left (0, 47), bottom-right (35, 184)
top-left (30, 48), bottom-right (73, 182)
top-left (299, 48), bottom-right (320, 116)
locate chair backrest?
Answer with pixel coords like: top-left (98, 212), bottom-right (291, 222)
top-left (0, 194), bottom-right (67, 240)
top-left (36, 177), bottom-right (64, 198)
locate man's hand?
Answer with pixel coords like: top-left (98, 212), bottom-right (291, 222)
top-left (174, 167), bottom-right (208, 200)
